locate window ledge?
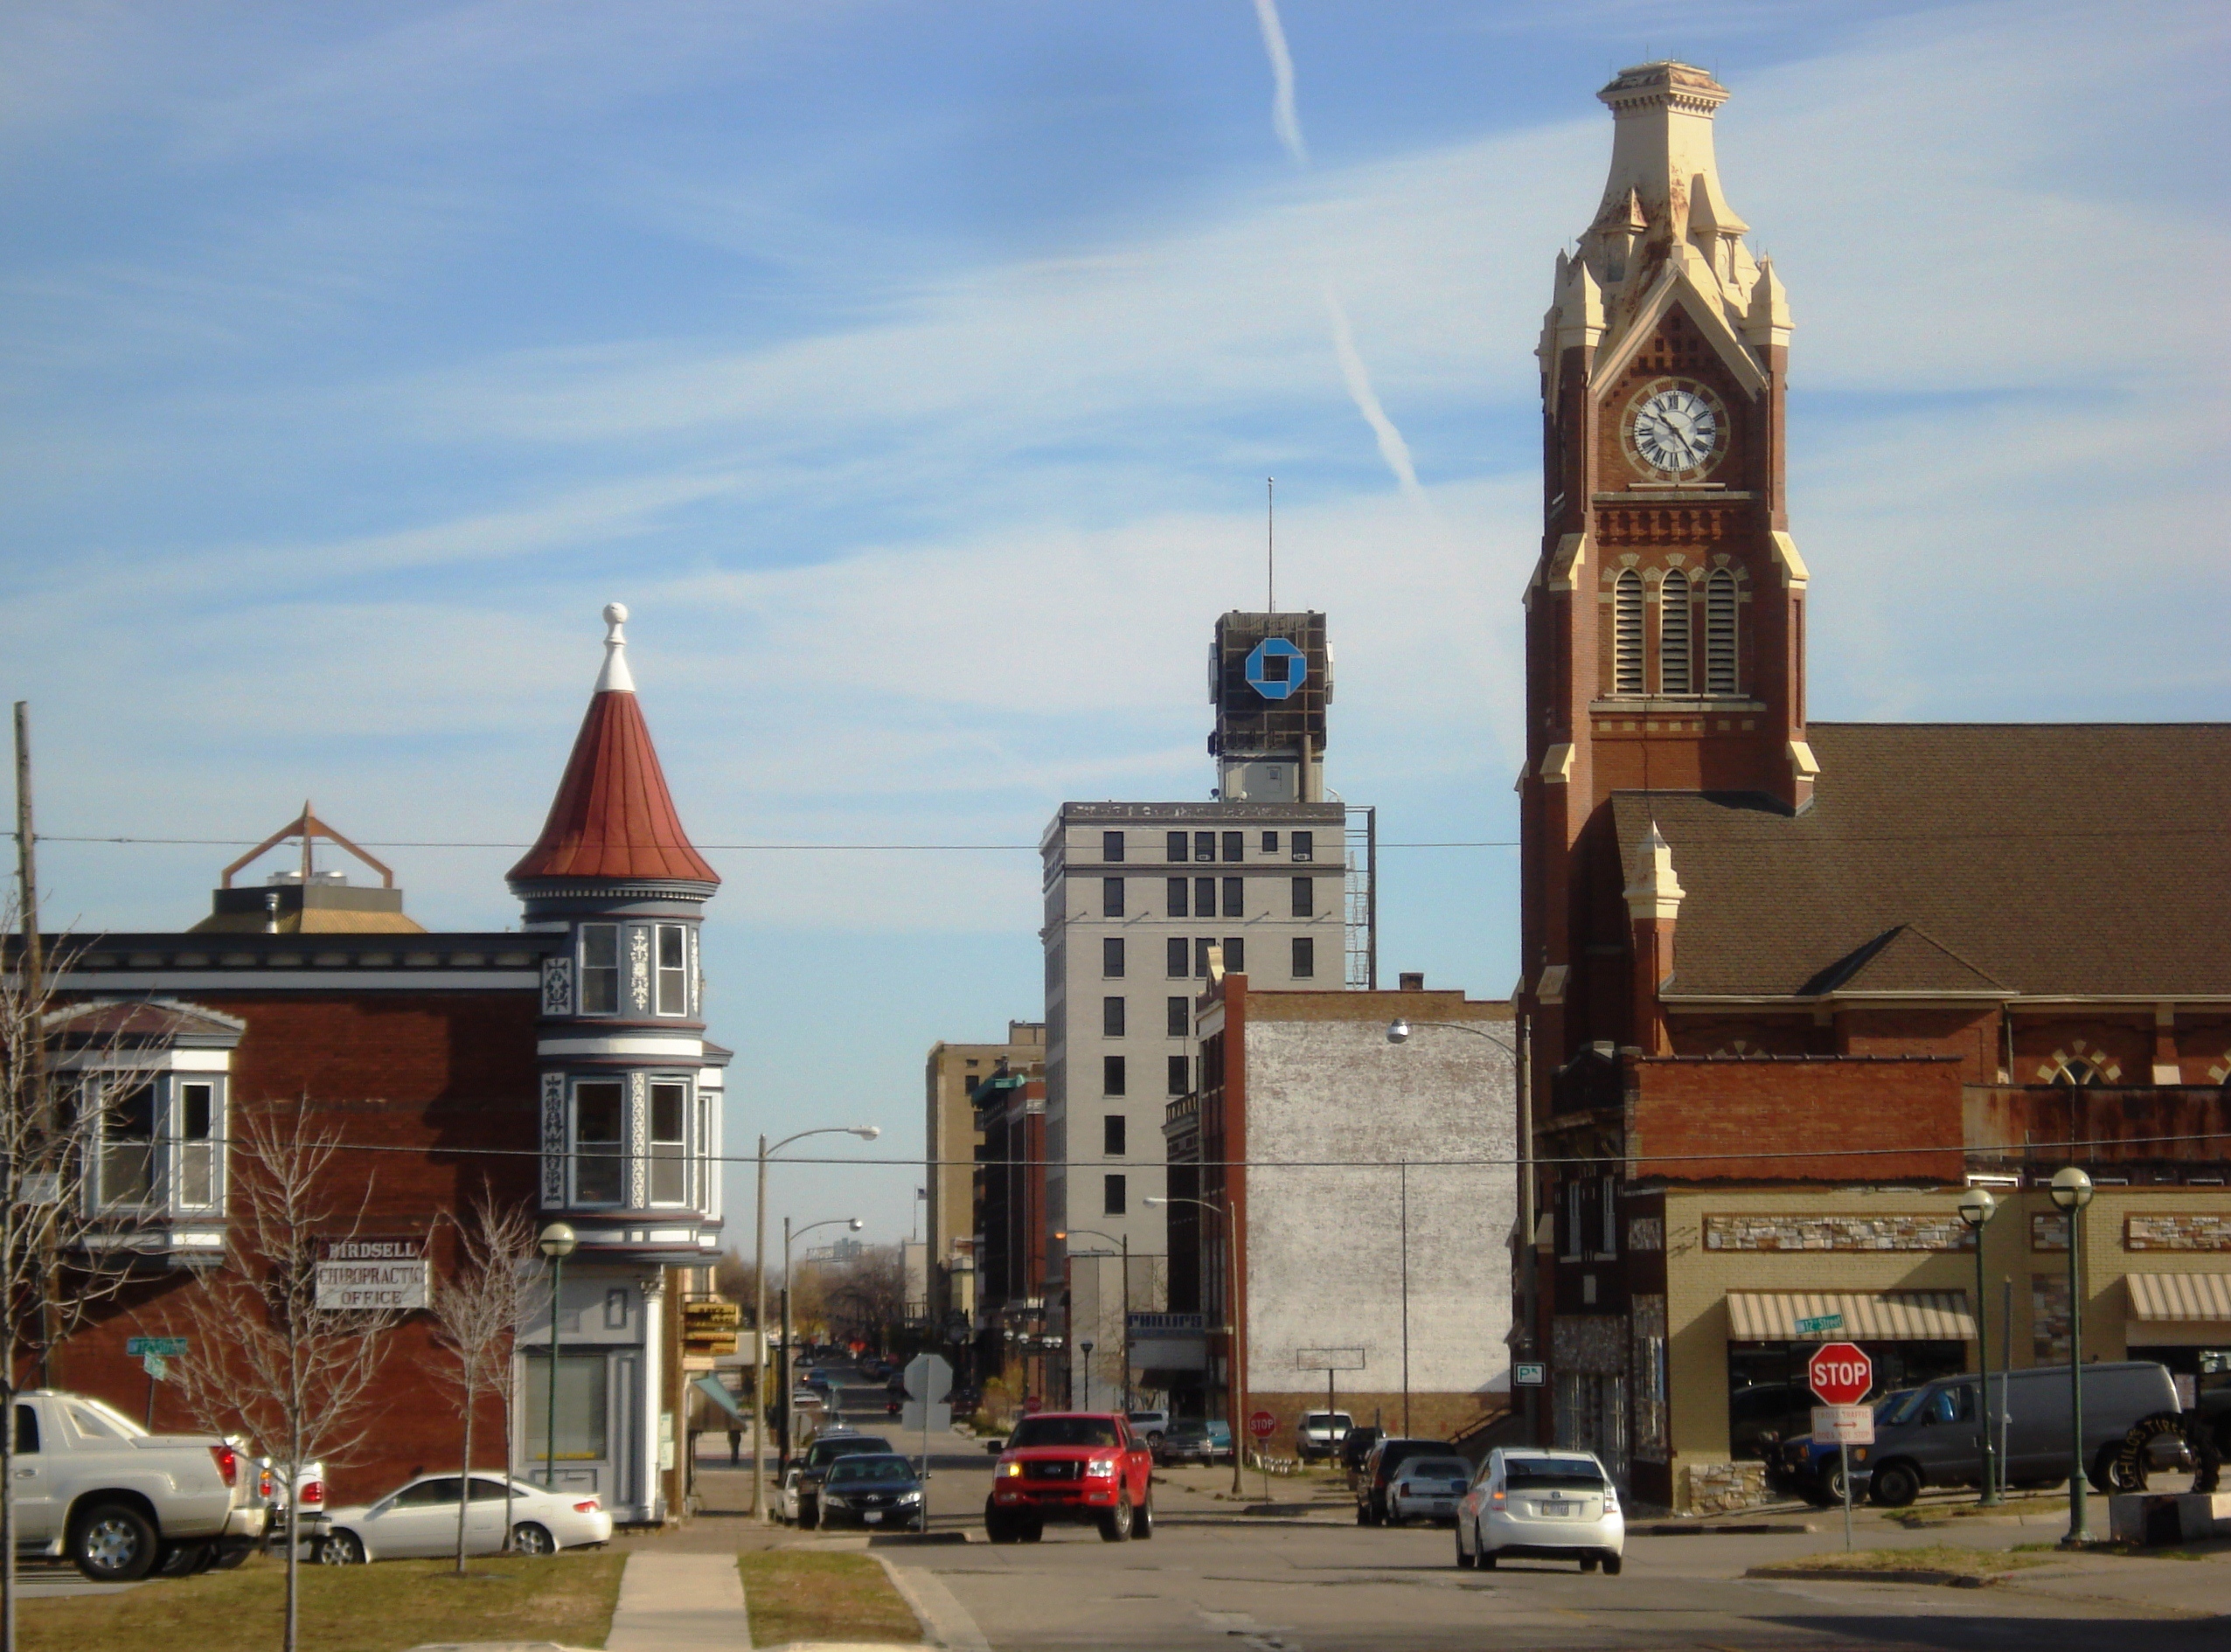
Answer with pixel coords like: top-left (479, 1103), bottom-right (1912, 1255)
top-left (1589, 697), bottom-right (1765, 715)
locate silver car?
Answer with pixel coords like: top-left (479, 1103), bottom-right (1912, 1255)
top-left (1387, 1454), bottom-right (1471, 1525)
top-left (1455, 1448), bottom-right (1623, 1573)
top-left (316, 1474), bottom-right (613, 1563)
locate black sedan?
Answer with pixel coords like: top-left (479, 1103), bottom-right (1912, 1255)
top-left (816, 1454), bottom-right (928, 1531)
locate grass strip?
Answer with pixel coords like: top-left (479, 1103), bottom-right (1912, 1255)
top-left (740, 1550), bottom-right (921, 1647)
top-left (16, 1551), bottom-right (623, 1652)
top-left (1751, 1543), bottom-right (2055, 1582)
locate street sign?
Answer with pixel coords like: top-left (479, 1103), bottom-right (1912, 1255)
top-left (904, 1352), bottom-right (955, 1405)
top-left (900, 1401), bottom-right (953, 1433)
top-left (1794, 1312), bottom-right (1845, 1336)
top-left (141, 1355), bottom-right (168, 1381)
top-left (1512, 1362), bottom-right (1546, 1388)
top-left (1294, 1348), bottom-right (1366, 1371)
top-left (1807, 1342), bottom-right (1873, 1406)
top-left (126, 1336), bottom-right (188, 1358)
top-left (1812, 1405), bottom-right (1873, 1446)
top-left (1248, 1410), bottom-right (1277, 1440)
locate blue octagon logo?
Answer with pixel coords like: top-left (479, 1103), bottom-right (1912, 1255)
top-left (1245, 638), bottom-right (1307, 702)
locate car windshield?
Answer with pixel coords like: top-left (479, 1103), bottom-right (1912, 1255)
top-left (827, 1456), bottom-right (918, 1485)
top-left (1877, 1388), bottom-right (1923, 1426)
top-left (1401, 1458), bottom-right (1470, 1480)
top-left (810, 1435), bottom-right (891, 1465)
top-left (1008, 1416), bottom-right (1122, 1449)
top-left (1503, 1458), bottom-right (1606, 1491)
top-left (1303, 1413), bottom-right (1352, 1428)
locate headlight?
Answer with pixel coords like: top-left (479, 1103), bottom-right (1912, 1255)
top-left (821, 1496), bottom-right (848, 1509)
top-left (900, 1489), bottom-right (923, 1503)
top-left (997, 1461), bottom-right (1023, 1478)
top-left (1085, 1458), bottom-right (1118, 1478)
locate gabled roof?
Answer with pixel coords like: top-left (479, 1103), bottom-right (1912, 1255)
top-left (508, 607), bottom-right (719, 888)
top-left (1614, 723), bottom-right (2231, 999)
top-left (45, 999), bottom-right (247, 1046)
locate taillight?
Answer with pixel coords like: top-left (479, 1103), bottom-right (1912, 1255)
top-left (210, 1445), bottom-right (239, 1488)
top-left (300, 1480), bottom-right (325, 1508)
top-left (573, 1499), bottom-right (600, 1513)
top-left (258, 1468), bottom-right (274, 1500)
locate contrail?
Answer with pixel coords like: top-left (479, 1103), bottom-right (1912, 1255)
top-left (1250, 0), bottom-right (1308, 166)
top-left (1250, 0), bottom-right (1420, 497)
top-left (1324, 290), bottom-right (1420, 492)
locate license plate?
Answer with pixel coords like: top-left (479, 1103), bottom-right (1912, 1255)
top-left (1538, 1503), bottom-right (1573, 1517)
top-left (864, 1511), bottom-right (883, 1524)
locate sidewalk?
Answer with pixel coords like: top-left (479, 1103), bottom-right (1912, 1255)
top-left (606, 1551), bottom-right (751, 1652)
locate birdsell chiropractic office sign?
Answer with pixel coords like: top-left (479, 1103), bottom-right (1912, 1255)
top-left (314, 1236), bottom-right (431, 1310)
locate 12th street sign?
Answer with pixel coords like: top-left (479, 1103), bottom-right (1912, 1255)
top-left (126, 1336), bottom-right (187, 1357)
top-left (1794, 1312), bottom-right (1845, 1336)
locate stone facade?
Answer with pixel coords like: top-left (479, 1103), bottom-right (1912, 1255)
top-left (1685, 1459), bottom-right (1769, 1514)
top-left (1553, 1313), bottom-right (1627, 1377)
top-left (1703, 1212), bottom-right (1971, 1253)
top-left (2125, 1213), bottom-right (2231, 1251)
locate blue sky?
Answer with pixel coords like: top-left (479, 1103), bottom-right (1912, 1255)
top-left (3, 0), bottom-right (2226, 1243)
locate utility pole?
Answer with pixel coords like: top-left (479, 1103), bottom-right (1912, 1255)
top-left (13, 703), bottom-right (54, 1390)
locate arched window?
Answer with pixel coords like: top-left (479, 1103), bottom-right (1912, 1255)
top-left (2049, 1058), bottom-right (2102, 1087)
top-left (1705, 569), bottom-right (1738, 694)
top-left (1659, 570), bottom-right (1691, 694)
top-left (1613, 570), bottom-right (1644, 696)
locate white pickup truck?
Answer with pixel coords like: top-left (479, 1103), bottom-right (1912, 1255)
top-left (11, 1390), bottom-right (266, 1580)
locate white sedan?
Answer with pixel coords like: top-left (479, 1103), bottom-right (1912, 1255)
top-left (316, 1474), bottom-right (612, 1563)
top-left (1455, 1448), bottom-right (1623, 1574)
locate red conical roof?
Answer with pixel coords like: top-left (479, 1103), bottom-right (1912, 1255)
top-left (508, 607), bottom-right (719, 887)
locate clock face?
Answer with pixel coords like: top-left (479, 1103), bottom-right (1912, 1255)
top-left (1626, 381), bottom-right (1726, 479)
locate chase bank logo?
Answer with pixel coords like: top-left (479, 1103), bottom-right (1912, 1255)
top-left (1245, 638), bottom-right (1307, 702)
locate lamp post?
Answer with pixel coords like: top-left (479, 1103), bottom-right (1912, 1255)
top-left (1956, 1186), bottom-right (2000, 1505)
top-left (1078, 1341), bottom-right (1095, 1412)
top-left (1387, 1017), bottom-right (1522, 1438)
top-left (1056, 1227), bottom-right (1132, 1413)
top-left (782, 1215), bottom-right (865, 1474)
top-left (536, 1222), bottom-right (578, 1488)
top-left (753, 1125), bottom-right (879, 1523)
top-left (2050, 1166), bottom-right (2095, 1547)
top-left (1147, 1195), bottom-right (1244, 1495)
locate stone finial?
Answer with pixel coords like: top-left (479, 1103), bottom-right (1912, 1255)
top-left (595, 600), bottom-right (636, 694)
top-left (1623, 823), bottom-right (1686, 922)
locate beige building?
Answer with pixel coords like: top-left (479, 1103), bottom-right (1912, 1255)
top-left (923, 1023), bottom-right (1043, 1325)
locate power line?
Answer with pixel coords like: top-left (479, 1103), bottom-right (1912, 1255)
top-left (3, 833), bottom-right (1517, 851)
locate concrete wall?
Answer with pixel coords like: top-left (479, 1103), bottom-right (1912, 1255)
top-left (1241, 1001), bottom-right (1516, 1429)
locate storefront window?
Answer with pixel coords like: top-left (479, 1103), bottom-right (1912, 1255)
top-left (523, 1351), bottom-right (609, 1463)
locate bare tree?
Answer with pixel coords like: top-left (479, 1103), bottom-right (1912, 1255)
top-left (164, 1102), bottom-right (405, 1652)
top-left (0, 922), bottom-right (160, 1652)
top-left (821, 1246), bottom-right (906, 1349)
top-left (427, 1194), bottom-right (539, 1572)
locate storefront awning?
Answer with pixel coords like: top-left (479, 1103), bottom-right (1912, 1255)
top-left (1727, 1291), bottom-right (1975, 1342)
top-left (2126, 1273), bottom-right (2231, 1322)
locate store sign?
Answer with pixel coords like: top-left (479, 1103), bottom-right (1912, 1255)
top-left (314, 1236), bottom-right (429, 1310)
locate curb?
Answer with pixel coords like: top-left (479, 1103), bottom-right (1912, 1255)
top-left (1749, 1565), bottom-right (2003, 1587)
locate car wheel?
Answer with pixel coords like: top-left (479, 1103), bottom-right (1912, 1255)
top-left (1822, 1461), bottom-right (1849, 1503)
top-left (154, 1540), bottom-right (209, 1578)
top-left (1099, 1496), bottom-right (1134, 1543)
top-left (1135, 1496), bottom-right (1155, 1540)
top-left (1580, 1555), bottom-right (1600, 1572)
top-left (1868, 1461), bottom-right (1922, 1509)
top-left (984, 1503), bottom-right (1015, 1544)
top-left (1147, 1432), bottom-right (1164, 1447)
top-left (71, 1504), bottom-right (159, 1583)
top-left (212, 1543), bottom-right (253, 1572)
top-left (1020, 1518), bottom-right (1044, 1543)
top-left (1355, 1503), bottom-right (1370, 1526)
top-left (512, 1522), bottom-right (557, 1556)
top-left (1454, 1526), bottom-right (1474, 1569)
top-left (318, 1529), bottom-right (366, 1565)
top-left (1602, 1553), bottom-right (1623, 1575)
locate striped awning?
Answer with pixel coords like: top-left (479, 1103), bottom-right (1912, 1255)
top-left (1727, 1291), bottom-right (1976, 1342)
top-left (2126, 1274), bottom-right (2231, 1322)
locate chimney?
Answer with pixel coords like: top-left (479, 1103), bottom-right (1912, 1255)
top-left (1397, 971), bottom-right (1425, 991)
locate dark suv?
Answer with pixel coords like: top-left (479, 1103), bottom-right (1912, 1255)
top-left (1355, 1436), bottom-right (1450, 1526)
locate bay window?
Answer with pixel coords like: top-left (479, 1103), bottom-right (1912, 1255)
top-left (579, 925), bottom-right (621, 1016)
top-left (654, 926), bottom-right (688, 1017)
top-left (649, 1081), bottom-right (690, 1204)
top-left (572, 1081), bottom-right (626, 1205)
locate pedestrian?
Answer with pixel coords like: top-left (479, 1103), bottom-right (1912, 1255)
top-left (727, 1425), bottom-right (742, 1465)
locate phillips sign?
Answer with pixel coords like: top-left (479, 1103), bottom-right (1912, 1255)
top-left (1806, 1342), bottom-right (1873, 1407)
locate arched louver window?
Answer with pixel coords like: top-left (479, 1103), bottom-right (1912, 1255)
top-left (1613, 570), bottom-right (1644, 696)
top-left (1659, 570), bottom-right (1691, 694)
top-left (1705, 569), bottom-right (1738, 694)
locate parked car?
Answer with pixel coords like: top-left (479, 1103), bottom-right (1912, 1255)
top-left (1340, 1426), bottom-right (1384, 1475)
top-left (791, 1431), bottom-right (896, 1528)
top-left (1857, 1361), bottom-right (2184, 1507)
top-left (1455, 1448), bottom-right (1623, 1573)
top-left (1126, 1409), bottom-right (1172, 1446)
top-left (248, 1453), bottom-right (330, 1554)
top-left (817, 1453), bottom-right (928, 1531)
top-left (985, 1413), bottom-right (1156, 1543)
top-left (1155, 1420), bottom-right (1233, 1466)
top-left (10, 1390), bottom-right (267, 1581)
top-left (1769, 1391), bottom-right (1918, 1505)
top-left (316, 1475), bottom-right (611, 1563)
top-left (1296, 1411), bottom-right (1354, 1462)
top-left (1729, 1381), bottom-right (1817, 1461)
top-left (1387, 1454), bottom-right (1472, 1525)
top-left (1355, 1437), bottom-right (1453, 1526)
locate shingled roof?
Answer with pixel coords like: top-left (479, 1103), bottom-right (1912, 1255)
top-left (508, 606), bottom-right (719, 888)
top-left (1614, 723), bottom-right (2231, 999)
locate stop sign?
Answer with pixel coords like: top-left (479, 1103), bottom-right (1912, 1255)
top-left (1248, 1410), bottom-right (1277, 1440)
top-left (1807, 1342), bottom-right (1873, 1406)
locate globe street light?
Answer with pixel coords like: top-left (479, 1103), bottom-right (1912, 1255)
top-left (2049, 1166), bottom-right (2095, 1546)
top-left (752, 1125), bottom-right (879, 1523)
top-left (536, 1221), bottom-right (578, 1489)
top-left (1147, 1194), bottom-right (1245, 1495)
top-left (1956, 1186), bottom-right (2000, 1505)
top-left (1386, 1017), bottom-right (1522, 1438)
top-left (781, 1216), bottom-right (865, 1475)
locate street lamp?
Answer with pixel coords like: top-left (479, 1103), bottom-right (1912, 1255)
top-left (1147, 1194), bottom-right (1245, 1495)
top-left (1057, 1226), bottom-right (1133, 1412)
top-left (1079, 1341), bottom-right (1095, 1412)
top-left (753, 1125), bottom-right (879, 1523)
top-left (781, 1216), bottom-right (865, 1475)
top-left (1956, 1186), bottom-right (2000, 1505)
top-left (537, 1222), bottom-right (578, 1489)
top-left (1387, 1017), bottom-right (1522, 1438)
top-left (2049, 1166), bottom-right (2095, 1547)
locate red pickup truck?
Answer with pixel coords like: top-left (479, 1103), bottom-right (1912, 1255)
top-left (985, 1412), bottom-right (1155, 1543)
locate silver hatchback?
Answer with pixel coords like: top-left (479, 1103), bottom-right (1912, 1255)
top-left (1455, 1447), bottom-right (1623, 1574)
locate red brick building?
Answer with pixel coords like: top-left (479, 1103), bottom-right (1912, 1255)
top-left (32, 604), bottom-right (730, 1518)
top-left (1517, 65), bottom-right (2231, 1509)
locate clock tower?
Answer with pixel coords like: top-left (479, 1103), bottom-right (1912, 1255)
top-left (1519, 62), bottom-right (1813, 1070)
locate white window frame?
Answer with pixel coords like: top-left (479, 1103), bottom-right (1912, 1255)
top-left (652, 924), bottom-right (689, 1017)
top-left (578, 924), bottom-right (622, 1017)
top-left (89, 1073), bottom-right (226, 1216)
top-left (646, 1078), bottom-right (692, 1208)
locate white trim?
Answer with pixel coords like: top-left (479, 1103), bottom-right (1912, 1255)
top-left (55, 971), bottom-right (537, 991)
top-left (538, 1036), bottom-right (705, 1059)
